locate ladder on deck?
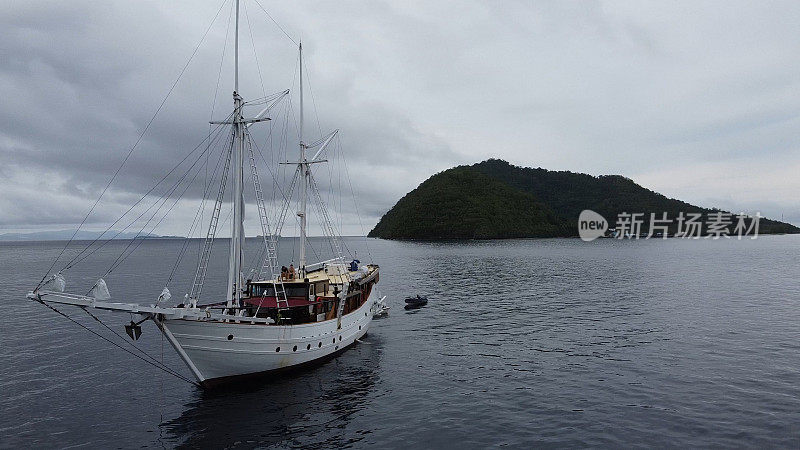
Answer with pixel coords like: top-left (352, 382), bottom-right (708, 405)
top-left (336, 282), bottom-right (349, 330)
top-left (189, 137), bottom-right (233, 304)
top-left (246, 137), bottom-right (289, 312)
top-left (263, 237), bottom-right (289, 311)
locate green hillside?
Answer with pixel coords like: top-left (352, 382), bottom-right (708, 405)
top-left (471, 159), bottom-right (798, 235)
top-left (367, 166), bottom-right (570, 239)
top-left (368, 159), bottom-right (799, 239)
top-left (472, 159), bottom-right (704, 223)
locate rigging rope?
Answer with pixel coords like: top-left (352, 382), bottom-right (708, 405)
top-left (243, 130), bottom-right (323, 276)
top-left (103, 133), bottom-right (224, 278)
top-left (308, 170), bottom-right (352, 257)
top-left (36, 299), bottom-right (200, 387)
top-left (80, 308), bottom-right (198, 385)
top-left (339, 137), bottom-right (374, 262)
top-left (37, 0), bottom-right (230, 290)
top-left (167, 127), bottom-right (231, 287)
top-left (243, 1), bottom-right (268, 100)
top-left (251, 0), bottom-right (298, 46)
top-left (105, 121), bottom-right (234, 276)
top-left (177, 2), bottom-right (234, 293)
top-left (200, 0), bottom-right (235, 252)
top-left (60, 117), bottom-right (233, 273)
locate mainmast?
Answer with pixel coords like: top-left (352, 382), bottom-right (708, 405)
top-left (226, 0), bottom-right (245, 308)
top-left (298, 42), bottom-right (308, 278)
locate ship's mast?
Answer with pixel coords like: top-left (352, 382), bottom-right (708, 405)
top-left (298, 42), bottom-right (308, 278)
top-left (226, 0), bottom-right (245, 308)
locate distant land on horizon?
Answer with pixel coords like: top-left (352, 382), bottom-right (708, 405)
top-left (0, 231), bottom-right (369, 242)
top-left (0, 230), bottom-right (181, 242)
top-left (368, 159), bottom-right (800, 240)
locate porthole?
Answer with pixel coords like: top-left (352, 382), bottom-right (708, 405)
top-left (339, 336), bottom-right (342, 341)
top-left (332, 338), bottom-right (335, 344)
top-left (359, 325), bottom-right (361, 330)
top-left (335, 345), bottom-right (339, 350)
top-left (227, 334), bottom-right (233, 340)
top-left (293, 345), bottom-right (297, 352)
top-left (318, 342), bottom-right (322, 348)
top-left (276, 347), bottom-right (280, 352)
top-left (307, 344), bottom-right (311, 350)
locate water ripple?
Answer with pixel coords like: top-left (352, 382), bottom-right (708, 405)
top-left (2, 237), bottom-right (800, 447)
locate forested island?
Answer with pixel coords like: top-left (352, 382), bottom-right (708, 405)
top-left (368, 159), bottom-right (799, 240)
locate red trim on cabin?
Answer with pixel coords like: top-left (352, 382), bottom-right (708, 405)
top-left (243, 297), bottom-right (321, 308)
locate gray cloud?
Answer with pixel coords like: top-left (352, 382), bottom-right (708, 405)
top-left (1, 0), bottom-right (799, 236)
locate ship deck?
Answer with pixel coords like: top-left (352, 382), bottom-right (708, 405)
top-left (240, 263), bottom-right (379, 309)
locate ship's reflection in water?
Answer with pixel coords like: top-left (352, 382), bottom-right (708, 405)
top-left (162, 335), bottom-right (383, 449)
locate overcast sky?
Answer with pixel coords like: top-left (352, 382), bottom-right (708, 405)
top-left (1, 0), bottom-right (799, 237)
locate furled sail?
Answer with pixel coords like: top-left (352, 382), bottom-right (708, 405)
top-left (89, 278), bottom-right (111, 300)
top-left (43, 272), bottom-right (66, 292)
top-left (159, 287), bottom-right (171, 303)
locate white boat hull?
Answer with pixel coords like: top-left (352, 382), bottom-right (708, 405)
top-left (160, 292), bottom-right (376, 384)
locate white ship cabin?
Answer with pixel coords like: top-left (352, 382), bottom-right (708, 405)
top-left (219, 259), bottom-right (379, 325)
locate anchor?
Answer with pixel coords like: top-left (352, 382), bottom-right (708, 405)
top-left (124, 318), bottom-right (147, 341)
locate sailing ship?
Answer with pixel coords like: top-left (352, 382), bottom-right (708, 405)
top-left (26, 0), bottom-right (385, 387)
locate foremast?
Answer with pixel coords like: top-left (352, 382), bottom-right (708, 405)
top-left (298, 42), bottom-right (308, 279)
top-left (226, 0), bottom-right (245, 309)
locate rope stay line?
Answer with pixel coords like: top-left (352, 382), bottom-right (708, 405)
top-left (246, 123), bottom-right (325, 274)
top-left (251, 0), bottom-right (298, 46)
top-left (245, 132), bottom-right (277, 279)
top-left (243, 0), bottom-right (268, 103)
top-left (36, 299), bottom-right (199, 387)
top-left (80, 307), bottom-right (199, 386)
top-left (104, 133), bottom-right (229, 279)
top-left (104, 121), bottom-right (231, 274)
top-left (247, 129), bottom-right (298, 232)
top-left (37, 0), bottom-right (230, 290)
top-left (308, 170), bottom-right (351, 260)
top-left (338, 137), bottom-right (374, 262)
top-left (167, 117), bottom-right (233, 288)
top-left (59, 116), bottom-right (233, 274)
top-left (174, 0), bottom-right (234, 292)
top-left (189, 131), bottom-right (235, 304)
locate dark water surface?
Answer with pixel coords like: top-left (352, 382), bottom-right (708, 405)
top-left (1, 236), bottom-right (799, 448)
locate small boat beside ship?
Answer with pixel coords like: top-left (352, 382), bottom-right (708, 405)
top-left (404, 295), bottom-right (428, 309)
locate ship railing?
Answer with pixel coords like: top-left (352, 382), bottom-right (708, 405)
top-left (205, 296), bottom-right (342, 313)
top-left (305, 257), bottom-right (347, 273)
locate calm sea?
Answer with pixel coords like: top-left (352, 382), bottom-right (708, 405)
top-left (1, 236), bottom-right (799, 448)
